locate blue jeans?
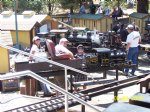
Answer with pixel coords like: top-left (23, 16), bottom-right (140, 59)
top-left (40, 77), bottom-right (53, 95)
top-left (124, 47), bottom-right (139, 75)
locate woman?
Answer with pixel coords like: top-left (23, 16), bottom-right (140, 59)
top-left (29, 36), bottom-right (41, 61)
top-left (30, 36), bottom-right (55, 96)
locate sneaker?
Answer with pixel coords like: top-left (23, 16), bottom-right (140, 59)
top-left (44, 92), bottom-right (56, 97)
top-left (123, 72), bottom-right (129, 76)
top-left (123, 72), bottom-right (132, 78)
top-left (129, 72), bottom-right (136, 76)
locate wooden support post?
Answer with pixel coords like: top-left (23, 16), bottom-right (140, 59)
top-left (114, 90), bottom-right (118, 102)
top-left (81, 104), bottom-right (85, 112)
top-left (114, 69), bottom-right (119, 102)
top-left (70, 74), bottom-right (73, 93)
top-left (103, 71), bottom-right (107, 79)
top-left (116, 69), bottom-right (119, 80)
top-left (20, 79), bottom-right (36, 96)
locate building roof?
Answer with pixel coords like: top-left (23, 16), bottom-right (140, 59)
top-left (0, 13), bottom-right (51, 31)
top-left (71, 14), bottom-right (106, 20)
top-left (129, 12), bottom-right (150, 19)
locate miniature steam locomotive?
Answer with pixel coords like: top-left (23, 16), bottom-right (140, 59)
top-left (85, 48), bottom-right (127, 68)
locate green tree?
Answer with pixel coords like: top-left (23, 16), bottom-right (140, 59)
top-left (59, 0), bottom-right (91, 14)
top-left (0, 0), bottom-right (13, 11)
top-left (41, 0), bottom-right (60, 15)
top-left (102, 0), bottom-right (127, 8)
top-left (0, 0), bottom-right (43, 14)
top-left (17, 0), bottom-right (42, 14)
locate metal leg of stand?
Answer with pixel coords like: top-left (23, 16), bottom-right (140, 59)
top-left (114, 90), bottom-right (118, 102)
top-left (70, 74), bottom-right (73, 93)
top-left (116, 69), bottom-right (119, 80)
top-left (103, 71), bottom-right (107, 79)
top-left (114, 69), bottom-right (119, 102)
top-left (82, 105), bottom-right (85, 112)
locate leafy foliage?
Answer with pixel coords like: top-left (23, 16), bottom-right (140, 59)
top-left (17, 0), bottom-right (43, 13)
top-left (0, 0), bottom-right (43, 13)
top-left (0, 0), bottom-right (13, 10)
top-left (59, 0), bottom-right (91, 13)
top-left (0, 0), bottom-right (149, 14)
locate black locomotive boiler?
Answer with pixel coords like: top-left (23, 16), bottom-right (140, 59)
top-left (86, 48), bottom-right (127, 67)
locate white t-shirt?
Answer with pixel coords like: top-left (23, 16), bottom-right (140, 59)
top-left (55, 44), bottom-right (71, 56)
top-left (126, 31), bottom-right (141, 47)
top-left (96, 6), bottom-right (103, 14)
top-left (30, 44), bottom-right (40, 54)
top-left (30, 45), bottom-right (48, 62)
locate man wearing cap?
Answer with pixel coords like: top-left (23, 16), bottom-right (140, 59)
top-left (54, 38), bottom-right (74, 95)
top-left (55, 38), bottom-right (74, 59)
top-left (124, 24), bottom-right (141, 76)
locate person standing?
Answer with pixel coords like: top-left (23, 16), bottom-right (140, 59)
top-left (96, 4), bottom-right (103, 14)
top-left (124, 24), bottom-right (141, 76)
top-left (89, 1), bottom-right (96, 14)
top-left (104, 6), bottom-right (111, 16)
top-left (119, 24), bottom-right (129, 42)
top-left (132, 22), bottom-right (139, 31)
top-left (116, 7), bottom-right (123, 18)
top-left (111, 7), bottom-right (118, 21)
top-left (79, 2), bottom-right (86, 14)
top-left (112, 23), bottom-right (120, 34)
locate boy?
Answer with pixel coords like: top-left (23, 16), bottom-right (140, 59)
top-left (74, 44), bottom-right (87, 91)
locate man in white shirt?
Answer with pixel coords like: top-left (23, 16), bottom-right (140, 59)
top-left (54, 38), bottom-right (74, 96)
top-left (55, 38), bottom-right (74, 59)
top-left (124, 24), bottom-right (141, 76)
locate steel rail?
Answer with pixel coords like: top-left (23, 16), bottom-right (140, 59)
top-left (0, 70), bottom-right (101, 112)
top-left (80, 72), bottom-right (150, 99)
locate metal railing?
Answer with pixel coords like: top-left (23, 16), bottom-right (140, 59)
top-left (0, 71), bottom-right (101, 112)
top-left (0, 43), bottom-right (100, 112)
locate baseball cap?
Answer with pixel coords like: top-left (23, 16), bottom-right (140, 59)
top-left (77, 44), bottom-right (84, 49)
top-left (60, 38), bottom-right (69, 42)
top-left (32, 36), bottom-right (40, 42)
top-left (126, 24), bottom-right (134, 30)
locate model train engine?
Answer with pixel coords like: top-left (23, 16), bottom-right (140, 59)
top-left (67, 27), bottom-right (101, 53)
top-left (85, 48), bottom-right (127, 68)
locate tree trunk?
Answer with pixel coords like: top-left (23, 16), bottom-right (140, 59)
top-left (70, 6), bottom-right (73, 14)
top-left (137, 0), bottom-right (149, 14)
top-left (48, 2), bottom-right (52, 15)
